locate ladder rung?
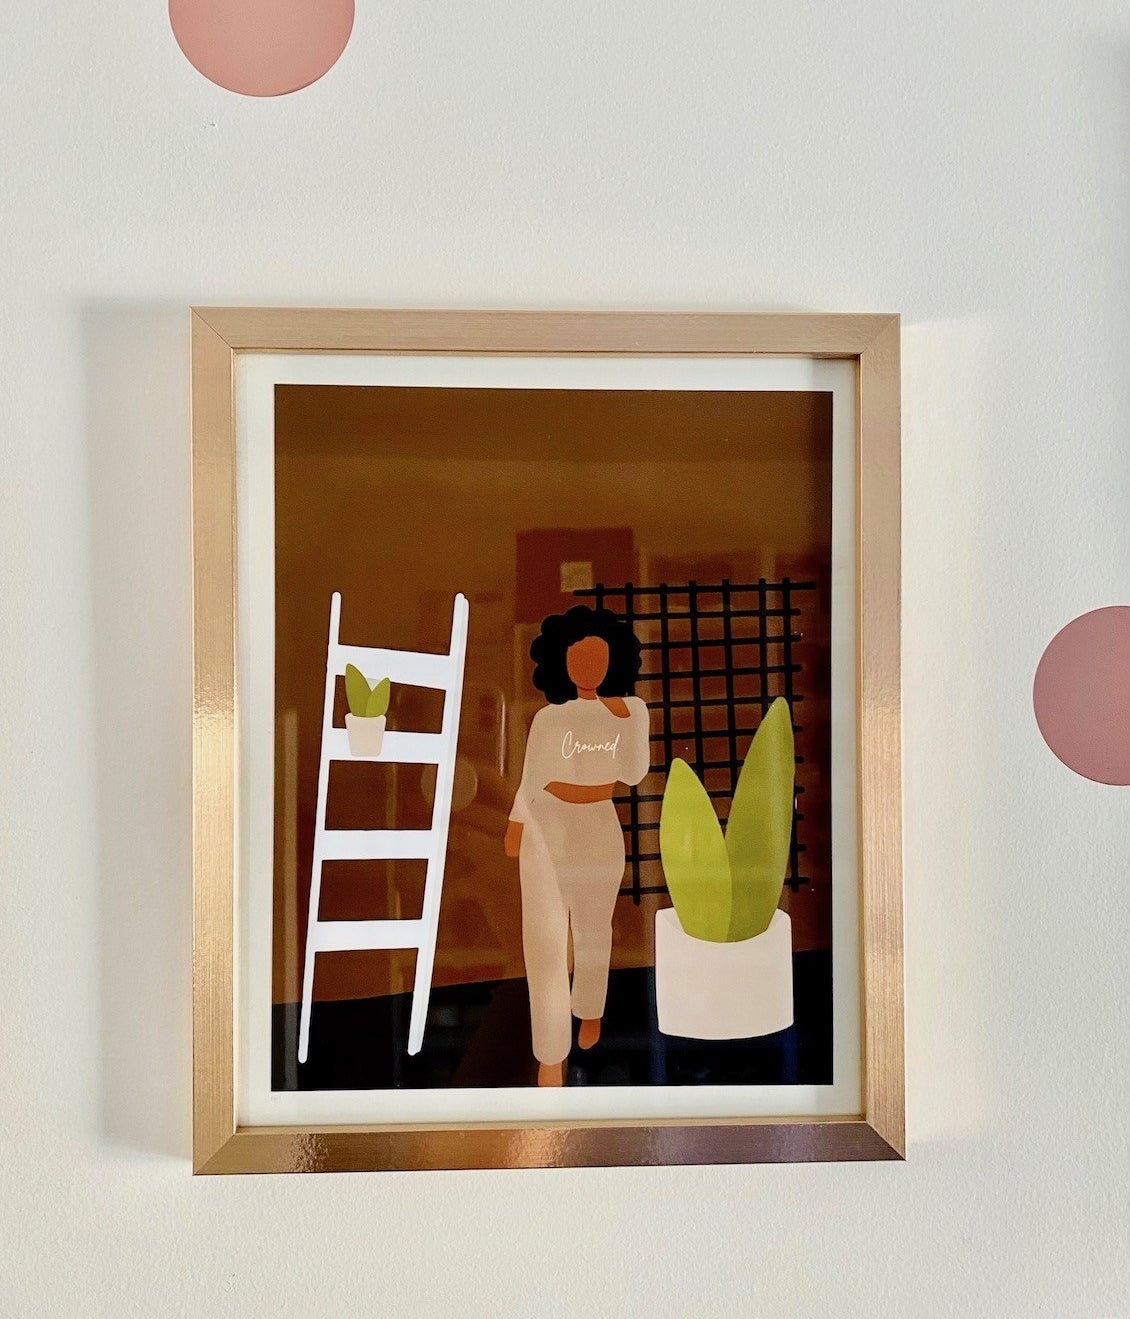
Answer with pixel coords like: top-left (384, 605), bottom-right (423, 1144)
top-left (318, 829), bottom-right (433, 861)
top-left (312, 918), bottom-right (424, 953)
top-left (325, 728), bottom-right (444, 764)
top-left (332, 642), bottom-right (452, 691)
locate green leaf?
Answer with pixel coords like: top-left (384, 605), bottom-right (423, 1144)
top-left (366, 676), bottom-right (391, 719)
top-left (725, 697), bottom-right (795, 941)
top-left (344, 664), bottom-right (374, 718)
top-left (659, 758), bottom-right (732, 943)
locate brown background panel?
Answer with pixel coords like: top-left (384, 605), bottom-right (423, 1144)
top-left (515, 526), bottom-right (635, 623)
top-left (274, 385), bottom-right (832, 1004)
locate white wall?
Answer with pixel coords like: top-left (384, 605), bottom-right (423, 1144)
top-left (2, 1), bottom-right (1128, 1315)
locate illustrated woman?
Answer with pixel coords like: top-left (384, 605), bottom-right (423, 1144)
top-left (504, 605), bottom-right (650, 1087)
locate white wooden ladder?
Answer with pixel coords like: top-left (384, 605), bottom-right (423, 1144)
top-left (298, 591), bottom-right (470, 1062)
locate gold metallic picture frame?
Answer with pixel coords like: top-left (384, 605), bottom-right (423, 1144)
top-left (191, 308), bottom-right (903, 1174)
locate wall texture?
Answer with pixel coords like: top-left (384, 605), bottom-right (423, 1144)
top-left (2, 1), bottom-right (1128, 1315)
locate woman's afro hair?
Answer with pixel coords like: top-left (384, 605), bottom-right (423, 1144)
top-left (529, 604), bottom-right (643, 705)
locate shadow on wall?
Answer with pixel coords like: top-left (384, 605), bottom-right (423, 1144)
top-left (899, 317), bottom-right (1000, 1144)
top-left (84, 302), bottom-right (192, 1159)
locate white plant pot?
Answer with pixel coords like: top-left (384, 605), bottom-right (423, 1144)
top-left (345, 713), bottom-right (386, 757)
top-left (654, 906), bottom-right (793, 1040)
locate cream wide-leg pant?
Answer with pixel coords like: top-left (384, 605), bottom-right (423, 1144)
top-left (518, 793), bottom-right (626, 1065)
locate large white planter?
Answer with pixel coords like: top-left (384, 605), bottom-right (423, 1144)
top-left (345, 713), bottom-right (386, 757)
top-left (654, 906), bottom-right (794, 1039)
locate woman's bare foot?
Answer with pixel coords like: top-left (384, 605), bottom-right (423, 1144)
top-left (537, 1061), bottom-right (565, 1087)
top-left (577, 1018), bottom-right (601, 1050)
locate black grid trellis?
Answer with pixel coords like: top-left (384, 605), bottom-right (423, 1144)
top-left (573, 579), bottom-right (815, 904)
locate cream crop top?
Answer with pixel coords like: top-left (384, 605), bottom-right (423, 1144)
top-left (509, 696), bottom-right (651, 824)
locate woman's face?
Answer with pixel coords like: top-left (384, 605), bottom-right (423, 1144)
top-left (566, 635), bottom-right (610, 692)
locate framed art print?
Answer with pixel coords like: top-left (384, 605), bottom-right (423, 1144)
top-left (191, 309), bottom-right (903, 1173)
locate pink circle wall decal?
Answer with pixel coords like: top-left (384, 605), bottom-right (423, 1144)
top-left (1034, 606), bottom-right (1130, 785)
top-left (169, 0), bottom-right (355, 97)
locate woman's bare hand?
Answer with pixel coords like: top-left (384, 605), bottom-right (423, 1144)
top-left (504, 819), bottom-right (524, 858)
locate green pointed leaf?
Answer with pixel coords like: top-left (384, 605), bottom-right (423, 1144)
top-left (659, 758), bottom-right (732, 942)
top-left (344, 663), bottom-right (374, 718)
top-left (366, 676), bottom-right (391, 718)
top-left (725, 697), bottom-right (795, 940)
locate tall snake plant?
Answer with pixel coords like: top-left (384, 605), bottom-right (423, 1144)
top-left (659, 697), bottom-right (795, 942)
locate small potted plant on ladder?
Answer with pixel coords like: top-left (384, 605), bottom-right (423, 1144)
top-left (655, 696), bottom-right (796, 1039)
top-left (344, 664), bottom-right (391, 757)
